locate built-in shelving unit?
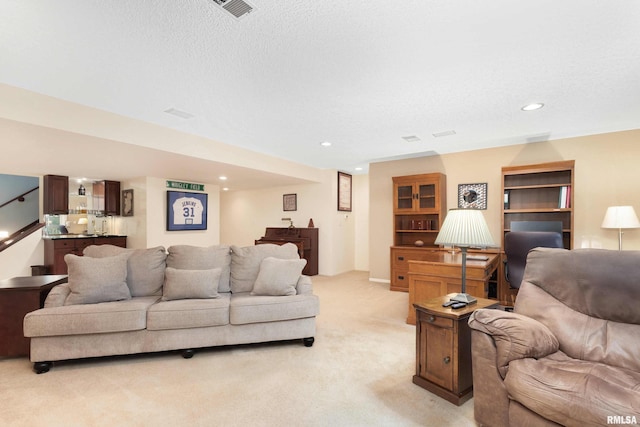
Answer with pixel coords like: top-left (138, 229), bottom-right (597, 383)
top-left (499, 160), bottom-right (575, 304)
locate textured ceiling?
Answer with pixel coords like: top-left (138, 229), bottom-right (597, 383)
top-left (1, 0), bottom-right (640, 176)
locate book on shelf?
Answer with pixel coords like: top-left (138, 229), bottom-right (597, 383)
top-left (559, 186), bottom-right (571, 208)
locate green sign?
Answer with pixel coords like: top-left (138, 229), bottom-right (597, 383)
top-left (166, 181), bottom-right (205, 192)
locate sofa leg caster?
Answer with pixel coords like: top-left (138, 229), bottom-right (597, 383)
top-left (34, 362), bottom-right (52, 374)
top-left (182, 349), bottom-right (195, 359)
top-left (303, 337), bottom-right (315, 347)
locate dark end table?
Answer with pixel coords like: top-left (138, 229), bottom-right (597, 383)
top-left (0, 275), bottom-right (68, 357)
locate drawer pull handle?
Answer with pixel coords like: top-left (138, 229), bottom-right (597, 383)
top-left (398, 256), bottom-right (404, 261)
top-left (443, 356), bottom-right (451, 364)
top-left (428, 315), bottom-right (435, 323)
top-left (398, 275), bottom-right (404, 280)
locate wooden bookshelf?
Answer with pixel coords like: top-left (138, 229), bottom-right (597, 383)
top-left (499, 160), bottom-right (575, 304)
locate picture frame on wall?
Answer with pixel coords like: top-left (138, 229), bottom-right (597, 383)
top-left (122, 189), bottom-right (134, 217)
top-left (338, 171), bottom-right (352, 212)
top-left (166, 191), bottom-right (208, 231)
top-left (458, 183), bottom-right (488, 210)
top-left (283, 193), bottom-right (297, 211)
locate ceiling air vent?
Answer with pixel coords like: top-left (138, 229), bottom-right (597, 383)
top-left (211, 0), bottom-right (254, 20)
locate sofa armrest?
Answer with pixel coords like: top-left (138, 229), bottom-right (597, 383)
top-left (296, 275), bottom-right (313, 295)
top-left (468, 309), bottom-right (559, 378)
top-left (44, 283), bottom-right (71, 307)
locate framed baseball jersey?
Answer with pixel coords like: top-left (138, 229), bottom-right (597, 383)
top-left (167, 191), bottom-right (208, 231)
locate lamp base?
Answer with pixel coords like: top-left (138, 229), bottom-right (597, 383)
top-left (450, 293), bottom-right (477, 304)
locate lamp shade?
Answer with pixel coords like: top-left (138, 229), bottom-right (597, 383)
top-left (601, 206), bottom-right (640, 229)
top-left (435, 209), bottom-right (496, 248)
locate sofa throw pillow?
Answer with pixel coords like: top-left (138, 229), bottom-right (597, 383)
top-left (84, 245), bottom-right (167, 297)
top-left (167, 245), bottom-right (231, 292)
top-left (251, 257), bottom-right (307, 296)
top-left (64, 253), bottom-right (131, 305)
top-left (230, 243), bottom-right (300, 293)
top-left (162, 267), bottom-right (222, 301)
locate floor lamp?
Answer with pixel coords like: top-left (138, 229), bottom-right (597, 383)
top-left (434, 209), bottom-right (496, 304)
top-left (601, 206), bottom-right (640, 250)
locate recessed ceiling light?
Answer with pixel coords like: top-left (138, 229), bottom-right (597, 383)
top-left (432, 130), bottom-right (456, 138)
top-left (355, 167), bottom-right (363, 171)
top-left (402, 135), bottom-right (421, 142)
top-left (521, 103), bottom-right (544, 111)
top-left (222, 187), bottom-right (229, 191)
top-left (219, 176), bottom-right (227, 181)
top-left (320, 141), bottom-right (332, 147)
top-left (164, 108), bottom-right (195, 119)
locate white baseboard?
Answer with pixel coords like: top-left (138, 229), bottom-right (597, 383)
top-left (369, 277), bottom-right (391, 284)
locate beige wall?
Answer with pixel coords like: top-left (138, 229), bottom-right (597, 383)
top-left (220, 169), bottom-right (362, 276)
top-left (369, 129), bottom-right (640, 281)
top-left (353, 174), bottom-right (370, 271)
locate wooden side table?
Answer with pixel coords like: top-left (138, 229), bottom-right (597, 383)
top-left (0, 275), bottom-right (68, 357)
top-left (413, 294), bottom-right (499, 405)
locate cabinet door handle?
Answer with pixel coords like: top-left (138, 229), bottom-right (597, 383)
top-left (398, 256), bottom-right (404, 261)
top-left (443, 356), bottom-right (451, 364)
top-left (428, 315), bottom-right (435, 323)
top-left (398, 275), bottom-right (404, 280)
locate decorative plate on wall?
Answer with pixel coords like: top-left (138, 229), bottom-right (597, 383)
top-left (458, 183), bottom-right (488, 210)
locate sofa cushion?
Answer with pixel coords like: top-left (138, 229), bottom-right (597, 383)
top-left (162, 267), bottom-right (221, 301)
top-left (24, 296), bottom-right (159, 337)
top-left (147, 294), bottom-right (230, 330)
top-left (230, 292), bottom-right (319, 325)
top-left (505, 351), bottom-right (640, 427)
top-left (84, 245), bottom-right (167, 297)
top-left (167, 245), bottom-right (232, 292)
top-left (230, 243), bottom-right (300, 293)
top-left (64, 253), bottom-right (131, 305)
top-left (251, 257), bottom-right (307, 296)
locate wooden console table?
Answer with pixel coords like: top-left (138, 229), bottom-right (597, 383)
top-left (0, 275), bottom-right (68, 357)
top-left (406, 252), bottom-right (498, 324)
top-left (413, 295), bottom-right (499, 405)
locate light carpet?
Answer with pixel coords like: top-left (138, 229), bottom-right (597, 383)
top-left (0, 271), bottom-right (476, 426)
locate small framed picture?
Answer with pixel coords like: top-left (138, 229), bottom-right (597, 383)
top-left (122, 189), bottom-right (134, 217)
top-left (458, 183), bottom-right (488, 210)
top-left (167, 191), bottom-right (208, 231)
top-left (283, 193), bottom-right (297, 211)
top-left (337, 171), bottom-right (352, 212)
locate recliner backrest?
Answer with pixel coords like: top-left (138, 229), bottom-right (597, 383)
top-left (504, 231), bottom-right (563, 289)
top-left (514, 248), bottom-right (640, 371)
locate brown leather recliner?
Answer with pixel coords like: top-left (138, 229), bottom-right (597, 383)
top-left (469, 248), bottom-right (640, 427)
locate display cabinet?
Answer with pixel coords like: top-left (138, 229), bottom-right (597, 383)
top-left (390, 173), bottom-right (446, 291)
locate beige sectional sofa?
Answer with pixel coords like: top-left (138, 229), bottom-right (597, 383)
top-left (23, 243), bottom-right (319, 373)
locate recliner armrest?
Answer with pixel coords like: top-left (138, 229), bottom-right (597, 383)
top-left (469, 309), bottom-right (559, 378)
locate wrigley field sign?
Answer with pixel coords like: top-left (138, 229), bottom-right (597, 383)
top-left (166, 180), bottom-right (205, 192)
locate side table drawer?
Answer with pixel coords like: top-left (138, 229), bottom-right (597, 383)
top-left (421, 313), bottom-right (453, 329)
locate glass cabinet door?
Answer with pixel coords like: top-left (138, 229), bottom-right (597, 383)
top-left (395, 184), bottom-right (415, 211)
top-left (417, 183), bottom-right (436, 210)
